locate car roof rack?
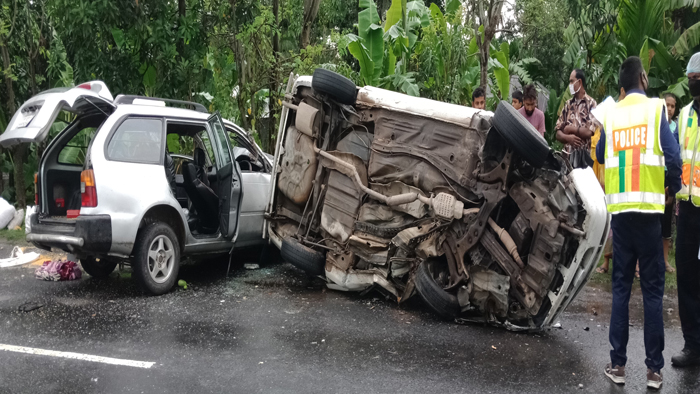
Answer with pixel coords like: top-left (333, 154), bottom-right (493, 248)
top-left (114, 94), bottom-right (208, 113)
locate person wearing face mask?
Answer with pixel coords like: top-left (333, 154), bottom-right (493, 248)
top-left (556, 69), bottom-right (598, 167)
top-left (595, 56), bottom-right (682, 389)
top-left (517, 84), bottom-right (546, 137)
top-left (671, 52), bottom-right (700, 368)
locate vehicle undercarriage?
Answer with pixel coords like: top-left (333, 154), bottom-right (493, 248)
top-left (267, 70), bottom-right (608, 330)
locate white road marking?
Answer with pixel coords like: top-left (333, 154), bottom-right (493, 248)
top-left (0, 344), bottom-right (155, 369)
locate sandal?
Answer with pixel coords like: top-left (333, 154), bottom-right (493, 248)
top-left (666, 264), bottom-right (676, 273)
top-left (596, 266), bottom-right (608, 274)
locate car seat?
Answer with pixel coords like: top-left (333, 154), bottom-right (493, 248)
top-left (182, 162), bottom-right (219, 234)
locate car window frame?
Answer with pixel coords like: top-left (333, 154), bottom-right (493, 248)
top-left (104, 115), bottom-right (166, 165)
top-left (56, 126), bottom-right (98, 166)
top-left (164, 118), bottom-right (215, 167)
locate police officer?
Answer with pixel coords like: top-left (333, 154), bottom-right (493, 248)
top-left (671, 52), bottom-right (700, 368)
top-left (595, 56), bottom-right (683, 389)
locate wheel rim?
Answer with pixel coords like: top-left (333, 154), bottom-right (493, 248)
top-left (147, 235), bottom-right (175, 284)
top-left (427, 259), bottom-right (451, 290)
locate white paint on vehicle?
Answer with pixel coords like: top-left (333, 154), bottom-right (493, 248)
top-left (0, 344), bottom-right (156, 369)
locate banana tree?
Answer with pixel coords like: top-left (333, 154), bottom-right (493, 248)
top-left (346, 0), bottom-right (426, 96)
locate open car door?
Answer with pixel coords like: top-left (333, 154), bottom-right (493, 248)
top-left (206, 112), bottom-right (242, 240)
top-left (0, 81), bottom-right (115, 147)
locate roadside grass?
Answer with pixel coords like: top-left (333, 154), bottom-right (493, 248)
top-left (0, 228), bottom-right (28, 245)
top-left (590, 236), bottom-right (678, 291)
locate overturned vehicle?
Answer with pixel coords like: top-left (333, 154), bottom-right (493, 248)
top-left (265, 69), bottom-right (610, 329)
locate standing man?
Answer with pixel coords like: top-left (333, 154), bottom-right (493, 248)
top-left (518, 84), bottom-right (546, 137)
top-left (671, 52), bottom-right (700, 368)
top-left (557, 69), bottom-right (597, 167)
top-left (512, 90), bottom-right (523, 110)
top-left (595, 56), bottom-right (682, 389)
top-left (472, 87), bottom-right (486, 110)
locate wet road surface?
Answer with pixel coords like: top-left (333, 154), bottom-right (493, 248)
top-left (0, 243), bottom-right (698, 394)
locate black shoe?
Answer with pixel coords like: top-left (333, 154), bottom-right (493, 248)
top-left (671, 348), bottom-right (700, 367)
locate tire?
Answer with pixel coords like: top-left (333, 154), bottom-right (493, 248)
top-left (80, 256), bottom-right (117, 279)
top-left (132, 222), bottom-right (180, 295)
top-left (312, 68), bottom-right (357, 105)
top-left (414, 258), bottom-right (460, 319)
top-left (280, 238), bottom-right (326, 276)
top-left (491, 100), bottom-right (552, 168)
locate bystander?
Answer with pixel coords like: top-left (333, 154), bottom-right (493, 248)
top-left (556, 69), bottom-right (597, 168)
top-left (518, 85), bottom-right (546, 137)
top-left (472, 87), bottom-right (486, 110)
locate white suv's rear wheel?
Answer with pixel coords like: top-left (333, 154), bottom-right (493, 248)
top-left (132, 222), bottom-right (180, 295)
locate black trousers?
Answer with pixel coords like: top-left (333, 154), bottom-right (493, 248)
top-left (609, 212), bottom-right (665, 371)
top-left (676, 200), bottom-right (700, 352)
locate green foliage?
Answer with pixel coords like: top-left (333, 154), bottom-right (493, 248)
top-left (2, 0), bottom-right (700, 207)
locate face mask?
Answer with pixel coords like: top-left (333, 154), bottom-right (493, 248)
top-left (569, 81), bottom-right (581, 96)
top-left (569, 80), bottom-right (580, 95)
top-left (689, 79), bottom-right (700, 98)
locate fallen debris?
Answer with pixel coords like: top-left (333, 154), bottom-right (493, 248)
top-left (244, 263), bottom-right (260, 270)
top-left (553, 322), bottom-right (562, 329)
top-left (0, 246), bottom-right (40, 268)
top-left (178, 279), bottom-right (188, 290)
top-left (35, 260), bottom-right (82, 281)
top-left (18, 301), bottom-right (44, 312)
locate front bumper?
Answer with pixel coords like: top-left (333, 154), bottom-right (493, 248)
top-left (27, 213), bottom-right (112, 254)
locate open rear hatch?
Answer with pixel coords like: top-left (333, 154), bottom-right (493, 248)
top-left (0, 81), bottom-right (115, 147)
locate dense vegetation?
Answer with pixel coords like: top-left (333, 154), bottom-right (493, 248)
top-left (1, 0), bottom-right (699, 208)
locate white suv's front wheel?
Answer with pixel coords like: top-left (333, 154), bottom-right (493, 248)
top-left (132, 222), bottom-right (180, 295)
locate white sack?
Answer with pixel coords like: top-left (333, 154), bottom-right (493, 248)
top-left (0, 198), bottom-right (15, 229)
top-left (7, 208), bottom-right (24, 230)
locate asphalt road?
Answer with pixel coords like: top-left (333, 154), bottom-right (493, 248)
top-left (0, 242), bottom-right (698, 394)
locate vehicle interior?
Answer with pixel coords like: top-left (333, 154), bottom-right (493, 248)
top-left (166, 122), bottom-right (222, 236)
top-left (165, 121), bottom-right (268, 237)
top-left (40, 112), bottom-right (108, 218)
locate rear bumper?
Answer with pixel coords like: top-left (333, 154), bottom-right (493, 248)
top-left (27, 213), bottom-right (112, 254)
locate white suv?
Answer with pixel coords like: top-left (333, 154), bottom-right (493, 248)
top-left (1, 81), bottom-right (271, 294)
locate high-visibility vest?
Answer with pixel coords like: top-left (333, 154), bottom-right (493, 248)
top-left (676, 103), bottom-right (700, 206)
top-left (603, 94), bottom-right (666, 214)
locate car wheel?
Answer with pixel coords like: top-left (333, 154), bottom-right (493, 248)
top-left (132, 222), bottom-right (180, 295)
top-left (312, 68), bottom-right (357, 105)
top-left (491, 100), bottom-right (552, 168)
top-left (80, 256), bottom-right (117, 279)
top-left (414, 258), bottom-right (460, 319)
top-left (280, 238), bottom-right (326, 277)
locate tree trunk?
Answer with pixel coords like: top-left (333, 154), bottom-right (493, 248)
top-left (12, 145), bottom-right (27, 208)
top-left (473, 0), bottom-right (504, 90)
top-left (266, 0), bottom-right (280, 154)
top-left (300, 0), bottom-right (321, 48)
top-left (230, 0), bottom-right (251, 130)
top-left (1, 43), bottom-right (26, 207)
top-left (177, 0), bottom-right (186, 57)
top-left (401, 0), bottom-right (407, 73)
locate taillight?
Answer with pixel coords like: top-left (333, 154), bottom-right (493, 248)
top-left (80, 169), bottom-right (97, 207)
top-left (34, 173), bottom-right (39, 205)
